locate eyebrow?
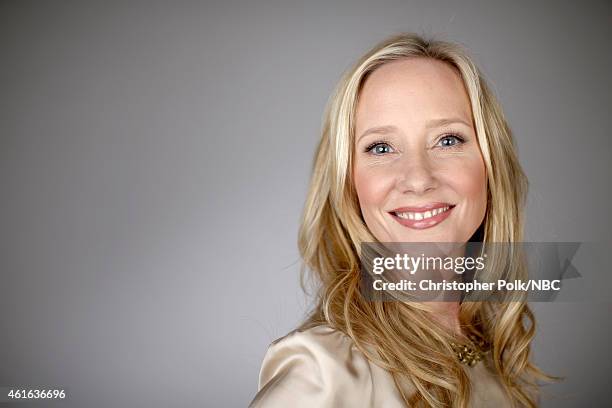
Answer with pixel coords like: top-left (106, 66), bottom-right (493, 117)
top-left (356, 117), bottom-right (472, 142)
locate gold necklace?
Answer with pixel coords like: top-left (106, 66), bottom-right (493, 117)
top-left (449, 335), bottom-right (488, 367)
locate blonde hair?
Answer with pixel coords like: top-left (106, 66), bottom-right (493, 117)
top-left (298, 33), bottom-right (553, 407)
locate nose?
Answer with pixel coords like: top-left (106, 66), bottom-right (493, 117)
top-left (395, 151), bottom-right (438, 195)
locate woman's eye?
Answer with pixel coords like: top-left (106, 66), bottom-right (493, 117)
top-left (437, 135), bottom-right (464, 148)
top-left (366, 143), bottom-right (394, 155)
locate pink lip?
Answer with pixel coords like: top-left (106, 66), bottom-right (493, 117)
top-left (391, 202), bottom-right (453, 213)
top-left (389, 203), bottom-right (455, 230)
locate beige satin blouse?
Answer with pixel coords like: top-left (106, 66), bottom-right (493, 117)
top-left (250, 325), bottom-right (518, 407)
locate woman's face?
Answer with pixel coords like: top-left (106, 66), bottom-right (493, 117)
top-left (353, 57), bottom-right (487, 243)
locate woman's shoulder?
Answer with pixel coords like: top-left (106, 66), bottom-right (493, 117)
top-left (256, 324), bottom-right (368, 389)
top-left (265, 325), bottom-right (357, 364)
top-left (250, 325), bottom-right (404, 408)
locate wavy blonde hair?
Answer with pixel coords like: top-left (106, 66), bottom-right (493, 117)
top-left (298, 33), bottom-right (554, 407)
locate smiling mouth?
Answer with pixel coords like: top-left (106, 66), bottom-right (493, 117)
top-left (394, 205), bottom-right (452, 220)
top-left (389, 204), bottom-right (456, 229)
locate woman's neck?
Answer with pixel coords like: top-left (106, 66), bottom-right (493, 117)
top-left (428, 301), bottom-right (462, 336)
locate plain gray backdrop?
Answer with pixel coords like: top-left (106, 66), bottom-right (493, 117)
top-left (1, 1), bottom-right (610, 407)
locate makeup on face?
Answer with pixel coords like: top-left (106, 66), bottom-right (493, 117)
top-left (353, 57), bottom-right (487, 243)
top-left (389, 203), bottom-right (455, 230)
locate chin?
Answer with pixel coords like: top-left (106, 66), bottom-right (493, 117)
top-left (386, 233), bottom-right (447, 243)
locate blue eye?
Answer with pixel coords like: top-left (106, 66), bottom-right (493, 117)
top-left (438, 134), bottom-right (464, 147)
top-left (366, 142), bottom-right (394, 155)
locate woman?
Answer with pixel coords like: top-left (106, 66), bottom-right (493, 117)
top-left (250, 33), bottom-right (552, 407)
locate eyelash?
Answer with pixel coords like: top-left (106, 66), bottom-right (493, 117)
top-left (363, 133), bottom-right (466, 154)
top-left (364, 139), bottom-right (393, 154)
top-left (436, 133), bottom-right (466, 148)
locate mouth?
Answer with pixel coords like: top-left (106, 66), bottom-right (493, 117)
top-left (389, 203), bottom-right (455, 230)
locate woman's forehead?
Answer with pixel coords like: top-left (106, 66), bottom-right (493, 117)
top-left (355, 58), bottom-right (473, 132)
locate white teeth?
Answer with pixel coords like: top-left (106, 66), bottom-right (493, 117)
top-left (395, 206), bottom-right (451, 221)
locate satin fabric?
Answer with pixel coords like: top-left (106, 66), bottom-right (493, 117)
top-left (250, 325), bottom-right (516, 407)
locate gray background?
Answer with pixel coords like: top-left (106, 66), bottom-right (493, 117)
top-left (1, 1), bottom-right (610, 407)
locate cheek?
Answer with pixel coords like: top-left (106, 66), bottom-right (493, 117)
top-left (353, 165), bottom-right (394, 213)
top-left (446, 155), bottom-right (487, 212)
